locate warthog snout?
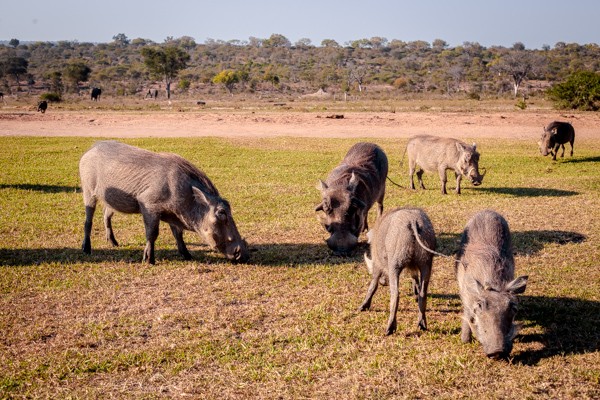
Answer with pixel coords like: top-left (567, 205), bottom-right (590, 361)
top-left (326, 231), bottom-right (358, 256)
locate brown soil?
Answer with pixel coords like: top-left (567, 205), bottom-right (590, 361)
top-left (0, 110), bottom-right (598, 139)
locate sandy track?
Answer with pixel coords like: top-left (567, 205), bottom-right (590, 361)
top-left (0, 110), bottom-right (598, 139)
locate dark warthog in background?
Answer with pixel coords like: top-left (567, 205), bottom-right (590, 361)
top-left (358, 207), bottom-right (436, 335)
top-left (456, 210), bottom-right (528, 359)
top-left (37, 100), bottom-right (47, 113)
top-left (406, 135), bottom-right (485, 194)
top-left (79, 141), bottom-right (249, 264)
top-left (538, 121), bottom-right (575, 160)
top-left (315, 142), bottom-right (388, 256)
top-left (91, 87), bottom-right (102, 101)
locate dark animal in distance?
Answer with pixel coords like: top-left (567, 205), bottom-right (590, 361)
top-left (0, 92), bottom-right (4, 101)
top-left (538, 121), bottom-right (575, 160)
top-left (456, 210), bottom-right (528, 359)
top-left (358, 207), bottom-right (436, 335)
top-left (37, 100), bottom-right (47, 113)
top-left (146, 89), bottom-right (158, 99)
top-left (406, 135), bottom-right (485, 195)
top-left (79, 141), bottom-right (249, 264)
top-left (315, 142), bottom-right (388, 256)
top-left (91, 87), bottom-right (102, 101)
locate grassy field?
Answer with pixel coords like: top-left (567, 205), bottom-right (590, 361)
top-left (0, 135), bottom-right (599, 399)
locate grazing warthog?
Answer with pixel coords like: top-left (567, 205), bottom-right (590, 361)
top-left (37, 100), bottom-right (47, 113)
top-left (456, 210), bottom-right (528, 359)
top-left (79, 141), bottom-right (249, 264)
top-left (358, 207), bottom-right (436, 335)
top-left (538, 121), bottom-right (575, 160)
top-left (91, 87), bottom-right (102, 101)
top-left (406, 135), bottom-right (485, 194)
top-left (315, 142), bottom-right (388, 256)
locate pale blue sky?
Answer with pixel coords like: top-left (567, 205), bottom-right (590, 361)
top-left (1, 0), bottom-right (598, 49)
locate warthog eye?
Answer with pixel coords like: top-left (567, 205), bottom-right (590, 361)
top-left (325, 224), bottom-right (333, 233)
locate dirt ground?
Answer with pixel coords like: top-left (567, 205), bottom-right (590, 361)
top-left (0, 109), bottom-right (598, 140)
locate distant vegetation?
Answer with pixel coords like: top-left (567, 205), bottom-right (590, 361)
top-left (1, 34), bottom-right (599, 108)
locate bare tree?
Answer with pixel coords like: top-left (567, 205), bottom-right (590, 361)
top-left (493, 48), bottom-right (546, 97)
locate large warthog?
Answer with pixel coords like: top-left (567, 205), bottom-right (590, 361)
top-left (406, 135), bottom-right (485, 195)
top-left (79, 141), bottom-right (249, 264)
top-left (538, 121), bottom-right (575, 160)
top-left (456, 210), bottom-right (528, 359)
top-left (358, 207), bottom-right (436, 335)
top-left (315, 142), bottom-right (388, 256)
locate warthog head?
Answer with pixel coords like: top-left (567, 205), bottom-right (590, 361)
top-left (315, 173), bottom-right (366, 256)
top-left (193, 187), bottom-right (249, 263)
top-left (466, 275), bottom-right (528, 359)
top-left (457, 142), bottom-right (485, 186)
top-left (538, 126), bottom-right (556, 156)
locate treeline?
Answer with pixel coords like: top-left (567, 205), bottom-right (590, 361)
top-left (1, 34), bottom-right (600, 100)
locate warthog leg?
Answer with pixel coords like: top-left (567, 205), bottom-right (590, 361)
top-left (416, 169), bottom-right (426, 190)
top-left (386, 268), bottom-right (400, 335)
top-left (358, 270), bottom-right (382, 312)
top-left (141, 210), bottom-right (160, 264)
top-left (438, 167), bottom-right (447, 194)
top-left (103, 206), bottom-right (119, 247)
top-left (82, 205), bottom-right (95, 254)
top-left (170, 224), bottom-right (192, 260)
top-left (455, 172), bottom-right (462, 194)
top-left (416, 265), bottom-right (430, 330)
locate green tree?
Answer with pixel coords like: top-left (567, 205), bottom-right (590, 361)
top-left (140, 45), bottom-right (190, 99)
top-left (547, 71), bottom-right (600, 110)
top-left (212, 70), bottom-right (240, 94)
top-left (9, 38), bottom-right (20, 48)
top-left (1, 56), bottom-right (28, 91)
top-left (64, 61), bottom-right (91, 93)
top-left (112, 33), bottom-right (130, 47)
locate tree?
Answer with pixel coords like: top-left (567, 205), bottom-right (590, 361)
top-left (1, 56), bottom-right (28, 91)
top-left (64, 61), bottom-right (91, 93)
top-left (141, 45), bottom-right (190, 99)
top-left (492, 49), bottom-right (546, 97)
top-left (212, 70), bottom-right (240, 94)
top-left (547, 71), bottom-right (600, 110)
top-left (112, 33), bottom-right (130, 47)
top-left (263, 34), bottom-right (291, 48)
top-left (9, 38), bottom-right (19, 48)
top-left (321, 39), bottom-right (340, 48)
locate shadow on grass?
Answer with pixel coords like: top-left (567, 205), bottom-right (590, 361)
top-left (514, 295), bottom-right (600, 365)
top-left (563, 155), bottom-right (600, 164)
top-left (512, 230), bottom-right (586, 256)
top-left (0, 247), bottom-right (227, 267)
top-left (0, 183), bottom-right (79, 193)
top-left (478, 186), bottom-right (578, 197)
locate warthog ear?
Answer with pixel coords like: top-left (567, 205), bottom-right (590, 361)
top-left (316, 180), bottom-right (328, 192)
top-left (192, 187), bottom-right (213, 206)
top-left (506, 275), bottom-right (528, 294)
top-left (347, 172), bottom-right (359, 193)
top-left (472, 143), bottom-right (477, 151)
top-left (456, 142), bottom-right (467, 153)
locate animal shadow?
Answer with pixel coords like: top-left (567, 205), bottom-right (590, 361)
top-left (0, 183), bottom-right (79, 194)
top-left (250, 242), bottom-right (368, 266)
top-left (478, 186), bottom-right (578, 197)
top-left (513, 295), bottom-right (600, 365)
top-left (512, 230), bottom-right (586, 256)
top-left (563, 155), bottom-right (600, 164)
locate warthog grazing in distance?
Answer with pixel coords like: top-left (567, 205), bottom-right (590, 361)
top-left (358, 207), bottom-right (436, 335)
top-left (79, 141), bottom-right (249, 264)
top-left (406, 135), bottom-right (485, 194)
top-left (37, 100), bottom-right (47, 113)
top-left (91, 87), bottom-right (102, 101)
top-left (456, 210), bottom-right (528, 359)
top-left (539, 121), bottom-right (575, 160)
top-left (315, 142), bottom-right (388, 256)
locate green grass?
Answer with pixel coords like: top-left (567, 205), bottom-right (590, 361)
top-left (0, 136), bottom-right (599, 398)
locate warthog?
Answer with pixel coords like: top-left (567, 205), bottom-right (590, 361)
top-left (406, 135), bottom-right (485, 194)
top-left (79, 141), bottom-right (249, 264)
top-left (358, 207), bottom-right (436, 335)
top-left (91, 87), bottom-right (102, 101)
top-left (456, 210), bottom-right (528, 359)
top-left (315, 142), bottom-right (388, 256)
top-left (37, 100), bottom-right (47, 113)
top-left (538, 121), bottom-right (575, 160)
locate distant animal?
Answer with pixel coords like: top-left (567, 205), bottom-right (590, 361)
top-left (538, 121), bottom-right (575, 160)
top-left (0, 92), bottom-right (4, 101)
top-left (456, 210), bottom-right (528, 359)
top-left (406, 135), bottom-right (485, 195)
top-left (315, 142), bottom-right (388, 256)
top-left (79, 140), bottom-right (249, 264)
top-left (37, 100), bottom-right (47, 113)
top-left (358, 207), bottom-right (436, 335)
top-left (145, 89), bottom-right (158, 99)
top-left (91, 87), bottom-right (102, 101)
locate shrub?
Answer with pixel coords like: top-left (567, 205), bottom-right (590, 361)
top-left (547, 71), bottom-right (600, 110)
top-left (40, 92), bottom-right (61, 102)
